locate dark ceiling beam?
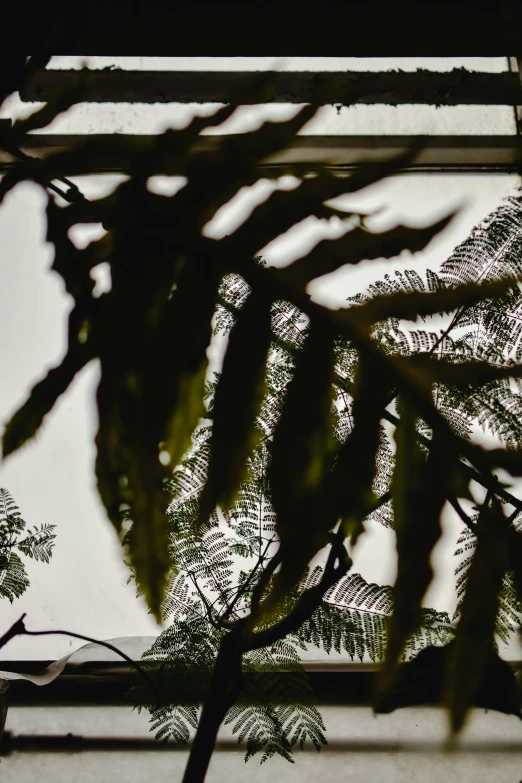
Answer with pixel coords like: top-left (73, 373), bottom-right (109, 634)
top-left (20, 69), bottom-right (522, 106)
top-left (2, 2), bottom-right (522, 56)
top-left (1, 135), bottom-right (522, 175)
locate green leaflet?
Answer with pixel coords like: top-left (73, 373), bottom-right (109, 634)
top-left (2, 343), bottom-right (91, 459)
top-left (229, 640), bottom-right (326, 762)
top-left (90, 213), bottom-right (221, 615)
top-left (446, 499), bottom-right (509, 733)
top-left (16, 524), bottom-right (56, 564)
top-left (296, 571), bottom-right (451, 664)
top-left (199, 289), bottom-right (272, 523)
top-left (162, 362), bottom-right (209, 478)
top-left (343, 275), bottom-right (519, 326)
top-left (324, 352), bottom-right (391, 543)
top-left (280, 214), bottom-right (455, 291)
top-left (505, 525), bottom-right (522, 613)
top-left (404, 354), bottom-right (522, 389)
top-left (270, 317), bottom-right (337, 589)
top-left (384, 400), bottom-right (450, 674)
top-left (454, 524), bottom-right (522, 647)
top-left (226, 147), bottom-right (425, 265)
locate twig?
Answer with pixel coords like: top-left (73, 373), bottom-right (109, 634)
top-left (381, 406), bottom-right (522, 512)
top-left (187, 573), bottom-right (220, 629)
top-left (0, 614), bottom-right (160, 705)
top-left (249, 549), bottom-right (282, 620)
top-left (219, 538), bottom-right (275, 626)
top-left (243, 536), bottom-right (352, 653)
top-left (448, 495), bottom-right (475, 532)
top-left (0, 140), bottom-right (89, 205)
top-left (506, 505), bottom-right (521, 525)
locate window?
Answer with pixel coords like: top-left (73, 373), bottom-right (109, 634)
top-left (1, 56), bottom-right (521, 778)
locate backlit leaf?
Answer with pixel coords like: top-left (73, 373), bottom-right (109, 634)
top-left (383, 399), bottom-right (451, 678)
top-left (446, 499), bottom-right (509, 733)
top-left (199, 288), bottom-right (272, 522)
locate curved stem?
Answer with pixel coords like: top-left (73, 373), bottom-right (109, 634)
top-left (181, 628), bottom-right (243, 783)
top-left (0, 615), bottom-right (160, 704)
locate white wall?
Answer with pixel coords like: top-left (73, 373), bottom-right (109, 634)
top-left (2, 704), bottom-right (522, 783)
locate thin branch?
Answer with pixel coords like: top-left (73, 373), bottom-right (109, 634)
top-left (506, 505), bottom-right (521, 525)
top-left (483, 484), bottom-right (495, 508)
top-left (381, 406), bottom-right (522, 512)
top-left (219, 537), bottom-right (275, 627)
top-left (0, 140), bottom-right (90, 205)
top-left (187, 572), bottom-right (220, 629)
top-left (248, 548), bottom-right (282, 620)
top-left (242, 538), bottom-right (351, 653)
top-left (0, 614), bottom-right (160, 704)
top-left (448, 495), bottom-right (475, 532)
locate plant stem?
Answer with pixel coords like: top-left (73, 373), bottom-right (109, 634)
top-left (181, 628), bottom-right (243, 783)
top-left (0, 615), bottom-right (160, 703)
top-left (181, 535), bottom-right (350, 783)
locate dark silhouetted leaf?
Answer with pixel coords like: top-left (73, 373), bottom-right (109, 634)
top-left (226, 147), bottom-right (428, 262)
top-left (404, 354), bottom-right (522, 389)
top-left (382, 400), bottom-right (451, 683)
top-left (199, 289), bottom-right (272, 522)
top-left (2, 340), bottom-right (92, 458)
top-left (342, 275), bottom-right (519, 329)
top-left (446, 499), bottom-right (509, 733)
top-left (270, 317), bottom-right (336, 588)
top-left (375, 644), bottom-right (521, 719)
top-left (280, 214), bottom-right (455, 290)
top-left (324, 352), bottom-right (392, 543)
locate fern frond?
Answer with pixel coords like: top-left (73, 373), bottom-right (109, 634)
top-left (17, 524), bottom-right (56, 563)
top-left (225, 702), bottom-right (294, 764)
top-left (0, 552), bottom-right (30, 602)
top-left (0, 488), bottom-right (21, 520)
top-left (292, 572), bottom-right (452, 662)
top-left (440, 196), bottom-right (522, 287)
top-left (148, 704), bottom-right (199, 745)
top-left (453, 524), bottom-right (521, 644)
top-left (227, 638), bottom-right (326, 763)
top-left (0, 488), bottom-right (55, 598)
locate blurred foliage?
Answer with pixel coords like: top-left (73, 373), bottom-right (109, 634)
top-left (0, 488), bottom-right (56, 602)
top-left (2, 67), bottom-right (522, 772)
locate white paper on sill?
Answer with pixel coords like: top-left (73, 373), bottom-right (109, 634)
top-left (0, 636), bottom-right (156, 685)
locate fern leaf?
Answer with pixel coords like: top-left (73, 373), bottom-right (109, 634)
top-left (17, 524), bottom-right (56, 563)
top-left (0, 552), bottom-right (30, 602)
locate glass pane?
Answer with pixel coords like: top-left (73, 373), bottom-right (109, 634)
top-left (47, 56), bottom-right (511, 72)
top-left (0, 172), bottom-right (520, 660)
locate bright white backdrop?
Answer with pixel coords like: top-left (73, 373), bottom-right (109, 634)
top-left (0, 57), bottom-right (520, 659)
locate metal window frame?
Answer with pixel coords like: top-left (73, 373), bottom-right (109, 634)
top-left (2, 134), bottom-right (522, 175)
